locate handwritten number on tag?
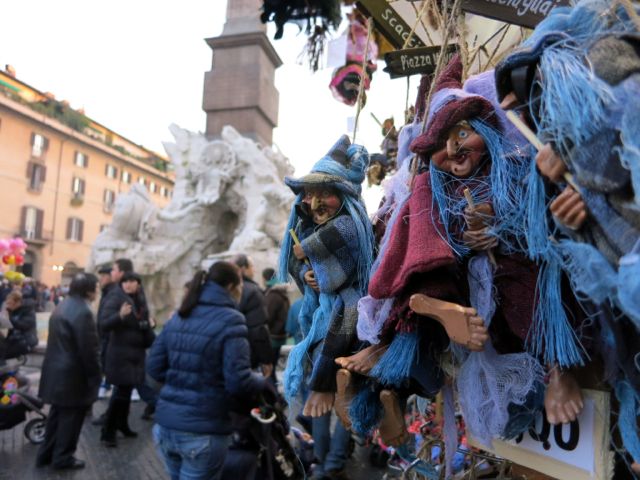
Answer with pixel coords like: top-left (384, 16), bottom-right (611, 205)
top-left (554, 420), bottom-right (579, 451)
top-left (515, 408), bottom-right (580, 451)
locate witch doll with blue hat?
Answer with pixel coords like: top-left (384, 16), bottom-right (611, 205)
top-left (278, 135), bottom-right (375, 422)
top-left (495, 0), bottom-right (640, 469)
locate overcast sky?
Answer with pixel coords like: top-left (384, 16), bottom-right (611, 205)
top-left (0, 0), bottom-right (419, 207)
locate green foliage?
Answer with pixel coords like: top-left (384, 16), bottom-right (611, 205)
top-left (29, 100), bottom-right (89, 133)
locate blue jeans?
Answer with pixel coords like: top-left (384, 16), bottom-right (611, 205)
top-left (153, 424), bottom-right (229, 480)
top-left (312, 413), bottom-right (351, 475)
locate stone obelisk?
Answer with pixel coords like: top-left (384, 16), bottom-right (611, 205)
top-left (202, 0), bottom-right (282, 146)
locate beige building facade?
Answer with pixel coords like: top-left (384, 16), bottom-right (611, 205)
top-left (0, 68), bottom-right (174, 286)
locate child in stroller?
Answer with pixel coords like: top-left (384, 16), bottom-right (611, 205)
top-left (0, 368), bottom-right (47, 444)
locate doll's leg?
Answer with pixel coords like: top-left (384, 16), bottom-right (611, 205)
top-left (544, 367), bottom-right (584, 424)
top-left (335, 343), bottom-right (389, 375)
top-left (409, 294), bottom-right (489, 351)
top-left (335, 369), bottom-right (356, 430)
top-left (378, 389), bottom-right (409, 447)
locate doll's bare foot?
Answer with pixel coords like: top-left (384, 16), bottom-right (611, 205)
top-left (409, 294), bottom-right (489, 350)
top-left (379, 390), bottom-right (409, 447)
top-left (545, 368), bottom-right (584, 425)
top-left (303, 391), bottom-right (335, 418)
top-left (335, 343), bottom-right (389, 375)
top-left (335, 369), bottom-right (355, 430)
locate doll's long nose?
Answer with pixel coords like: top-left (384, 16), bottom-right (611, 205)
top-left (310, 196), bottom-right (320, 211)
top-left (446, 137), bottom-right (459, 158)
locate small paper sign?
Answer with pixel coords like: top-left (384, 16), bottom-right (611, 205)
top-left (461, 0), bottom-right (573, 29)
top-left (383, 45), bottom-right (457, 78)
top-left (356, 0), bottom-right (426, 49)
top-left (469, 389), bottom-right (612, 480)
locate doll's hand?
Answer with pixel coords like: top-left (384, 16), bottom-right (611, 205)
top-left (464, 203), bottom-right (495, 231)
top-left (536, 143), bottom-right (567, 183)
top-left (463, 228), bottom-right (498, 251)
top-left (303, 391), bottom-right (335, 417)
top-left (293, 244), bottom-right (306, 260)
top-left (550, 186), bottom-right (587, 231)
top-left (304, 270), bottom-right (320, 292)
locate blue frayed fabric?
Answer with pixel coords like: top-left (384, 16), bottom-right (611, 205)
top-left (502, 380), bottom-right (546, 440)
top-left (349, 385), bottom-right (383, 437)
top-left (282, 290), bottom-right (335, 400)
top-left (553, 239), bottom-right (617, 305)
top-left (536, 41), bottom-right (614, 155)
top-left (618, 241), bottom-right (640, 329)
top-left (370, 332), bottom-right (418, 387)
top-left (615, 380), bottom-right (640, 464)
top-left (527, 255), bottom-right (586, 368)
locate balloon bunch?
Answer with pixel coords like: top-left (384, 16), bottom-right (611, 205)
top-left (0, 238), bottom-right (27, 283)
top-left (0, 238), bottom-right (26, 267)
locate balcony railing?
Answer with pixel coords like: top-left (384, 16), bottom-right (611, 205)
top-left (19, 229), bottom-right (52, 246)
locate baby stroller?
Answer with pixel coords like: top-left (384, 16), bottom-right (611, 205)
top-left (223, 392), bottom-right (305, 480)
top-left (0, 367), bottom-right (47, 444)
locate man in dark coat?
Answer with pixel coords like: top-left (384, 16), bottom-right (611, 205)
top-left (233, 254), bottom-right (273, 376)
top-left (36, 273), bottom-right (100, 470)
top-left (0, 290), bottom-right (38, 361)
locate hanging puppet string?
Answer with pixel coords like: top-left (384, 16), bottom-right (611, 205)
top-left (409, 0), bottom-right (438, 46)
top-left (403, 0), bottom-right (432, 49)
top-left (482, 23), bottom-right (512, 70)
top-left (456, 11), bottom-right (470, 80)
top-left (352, 17), bottom-right (373, 144)
top-left (467, 23), bottom-right (509, 68)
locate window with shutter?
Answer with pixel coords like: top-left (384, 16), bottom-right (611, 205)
top-left (28, 164), bottom-right (45, 192)
top-left (23, 207), bottom-right (38, 239)
top-left (31, 133), bottom-right (47, 158)
top-left (74, 151), bottom-right (88, 168)
top-left (66, 217), bottom-right (84, 241)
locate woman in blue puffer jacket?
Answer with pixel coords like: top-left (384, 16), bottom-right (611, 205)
top-left (147, 261), bottom-right (272, 480)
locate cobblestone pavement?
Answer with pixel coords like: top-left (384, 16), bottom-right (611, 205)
top-left (0, 367), bottom-right (387, 480)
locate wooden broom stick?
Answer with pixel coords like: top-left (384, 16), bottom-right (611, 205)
top-left (289, 228), bottom-right (310, 266)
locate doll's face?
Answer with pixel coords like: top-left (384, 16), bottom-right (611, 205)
top-left (302, 187), bottom-right (342, 225)
top-left (431, 122), bottom-right (486, 177)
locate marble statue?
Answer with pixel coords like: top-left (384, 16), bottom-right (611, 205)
top-left (89, 124), bottom-right (294, 322)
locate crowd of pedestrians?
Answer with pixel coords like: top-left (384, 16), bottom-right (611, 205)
top-left (14, 251), bottom-right (352, 479)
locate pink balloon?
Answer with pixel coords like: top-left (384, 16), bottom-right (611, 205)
top-left (9, 238), bottom-right (26, 255)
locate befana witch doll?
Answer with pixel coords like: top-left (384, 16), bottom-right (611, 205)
top-left (278, 135), bottom-right (375, 418)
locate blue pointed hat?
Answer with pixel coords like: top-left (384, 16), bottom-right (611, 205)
top-left (285, 135), bottom-right (370, 198)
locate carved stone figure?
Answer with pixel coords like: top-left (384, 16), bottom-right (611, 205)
top-left (89, 124), bottom-right (294, 322)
